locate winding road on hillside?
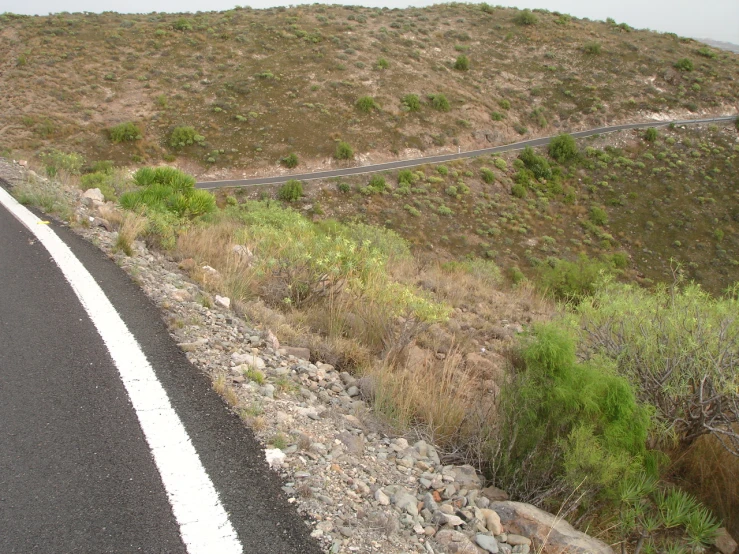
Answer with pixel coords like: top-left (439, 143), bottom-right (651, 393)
top-left (0, 186), bottom-right (322, 553)
top-left (196, 115), bottom-right (737, 189)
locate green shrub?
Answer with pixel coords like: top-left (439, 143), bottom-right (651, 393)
top-left (401, 93), bottom-right (421, 112)
top-left (281, 152), bottom-right (299, 168)
top-left (480, 167), bottom-right (495, 183)
top-left (169, 126), bottom-right (205, 149)
top-left (337, 182), bottom-right (350, 193)
top-left (697, 46), bottom-right (716, 58)
top-left (644, 127), bottom-right (659, 142)
top-left (80, 171), bottom-right (116, 201)
top-left (397, 169), bottom-right (414, 186)
top-left (356, 95), bottom-right (379, 113)
top-left (577, 279), bottom-right (739, 455)
top-left (514, 9), bottom-right (537, 25)
top-left (490, 111), bottom-right (504, 121)
top-left (583, 41), bottom-right (601, 55)
top-left (278, 179), bottom-right (303, 202)
top-left (335, 141), bottom-right (354, 160)
top-left (493, 323), bottom-right (651, 507)
top-left (493, 157), bottom-right (507, 171)
top-left (109, 121), bottom-right (142, 143)
top-left (428, 93), bottom-right (450, 112)
top-left (511, 183), bottom-right (527, 198)
top-left (41, 150), bottom-right (84, 176)
top-left (173, 18), bottom-right (193, 31)
top-left (498, 99), bottom-right (511, 110)
top-left (376, 57), bottom-right (389, 69)
top-left (518, 146), bottom-right (552, 180)
top-left (548, 133), bottom-right (578, 163)
top-left (674, 58), bottom-right (694, 71)
top-left (453, 55), bottom-right (469, 71)
top-left (437, 165), bottom-right (449, 176)
top-left (368, 174), bottom-right (387, 192)
top-left (120, 166), bottom-right (215, 220)
top-left (536, 254), bottom-right (614, 303)
top-left (590, 205), bottom-right (609, 226)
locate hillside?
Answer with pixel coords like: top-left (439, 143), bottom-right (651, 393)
top-left (1, 4), bottom-right (738, 176)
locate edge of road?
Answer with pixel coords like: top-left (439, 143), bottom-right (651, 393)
top-left (195, 114), bottom-right (738, 190)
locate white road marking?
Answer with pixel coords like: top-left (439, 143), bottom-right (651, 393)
top-left (0, 186), bottom-right (243, 554)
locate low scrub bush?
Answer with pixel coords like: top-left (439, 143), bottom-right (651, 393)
top-left (536, 254), bottom-right (615, 303)
top-left (40, 149), bottom-right (84, 176)
top-left (548, 133), bottom-right (578, 163)
top-left (480, 167), bottom-right (495, 183)
top-left (169, 126), bottom-right (205, 149)
top-left (453, 54), bottom-right (469, 71)
top-left (356, 95), bottom-right (379, 113)
top-left (335, 141), bottom-right (354, 160)
top-left (583, 41), bottom-right (601, 55)
top-left (518, 146), bottom-right (552, 180)
top-left (401, 93), bottom-right (421, 112)
top-left (109, 121), bottom-right (142, 143)
top-left (674, 57), bottom-right (694, 71)
top-left (280, 152), bottom-right (299, 168)
top-left (277, 179), bottom-right (303, 202)
top-left (428, 93), bottom-right (450, 112)
top-left (514, 9), bottom-right (537, 25)
top-left (644, 127), bottom-right (659, 142)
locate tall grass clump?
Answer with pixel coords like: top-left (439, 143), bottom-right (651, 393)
top-left (119, 166), bottom-right (216, 219)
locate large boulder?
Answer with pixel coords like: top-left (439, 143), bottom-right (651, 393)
top-left (490, 501), bottom-right (613, 554)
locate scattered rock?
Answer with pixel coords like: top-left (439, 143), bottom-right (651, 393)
top-left (491, 501), bottom-right (613, 554)
top-left (475, 534), bottom-right (499, 553)
top-left (215, 295), bottom-right (231, 309)
top-left (716, 528), bottom-right (738, 554)
top-left (283, 346), bottom-right (311, 360)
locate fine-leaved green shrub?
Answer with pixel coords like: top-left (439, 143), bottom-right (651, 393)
top-left (453, 54), bottom-right (469, 71)
top-left (480, 167), bottom-right (495, 183)
top-left (356, 95), bottom-right (379, 113)
top-left (674, 58), bottom-right (694, 71)
top-left (536, 254), bottom-right (614, 303)
top-left (644, 127), bottom-right (659, 142)
top-left (548, 133), bottom-right (578, 163)
top-left (169, 126), bottom-right (205, 149)
top-left (401, 93), bottom-right (421, 112)
top-left (514, 9), bottom-right (537, 25)
top-left (428, 93), bottom-right (450, 112)
top-left (281, 152), bottom-right (299, 168)
top-left (335, 141), bottom-right (354, 160)
top-left (277, 179), bottom-right (303, 202)
top-left (109, 122), bottom-right (142, 143)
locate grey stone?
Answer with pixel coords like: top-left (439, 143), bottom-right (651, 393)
top-left (475, 534), bottom-right (499, 553)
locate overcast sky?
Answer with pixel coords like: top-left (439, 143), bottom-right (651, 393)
top-left (1, 0), bottom-right (737, 45)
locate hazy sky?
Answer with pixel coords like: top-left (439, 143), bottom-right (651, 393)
top-left (1, 0), bottom-right (737, 44)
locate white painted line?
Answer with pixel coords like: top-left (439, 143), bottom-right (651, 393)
top-left (0, 186), bottom-right (243, 554)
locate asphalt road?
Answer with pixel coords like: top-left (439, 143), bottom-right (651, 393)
top-left (0, 189), bottom-right (322, 553)
top-left (196, 115), bottom-right (737, 190)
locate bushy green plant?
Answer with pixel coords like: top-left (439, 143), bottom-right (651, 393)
top-left (397, 169), bottom-right (414, 186)
top-left (583, 41), bottom-right (601, 54)
top-left (169, 126), bottom-right (205, 149)
top-left (453, 54), bottom-right (469, 71)
top-left (277, 179), bottom-right (303, 202)
top-left (577, 279), bottom-right (739, 455)
top-left (492, 323), bottom-right (651, 509)
top-left (537, 254), bottom-right (614, 303)
top-left (335, 141), bottom-right (354, 160)
top-left (401, 93), bottom-right (421, 112)
top-left (674, 58), bottom-right (694, 71)
top-left (514, 9), bottom-right (537, 25)
top-left (511, 183), bottom-right (527, 198)
top-left (40, 149), bottom-right (84, 176)
top-left (376, 57), bottom-right (389, 69)
top-left (109, 121), bottom-right (142, 143)
top-left (356, 95), bottom-right (379, 113)
top-left (280, 152), bottom-right (299, 168)
top-left (368, 174), bottom-right (387, 192)
top-left (590, 205), bottom-right (609, 226)
top-left (480, 167), bottom-right (495, 184)
top-left (644, 127), bottom-right (659, 142)
top-left (518, 146), bottom-right (552, 180)
top-left (173, 17), bottom-right (192, 31)
top-left (120, 166), bottom-right (215, 220)
top-left (80, 171), bottom-right (116, 201)
top-left (493, 157), bottom-right (507, 171)
top-left (548, 133), bottom-right (578, 163)
top-left (498, 99), bottom-right (511, 110)
top-left (490, 111), bottom-right (504, 121)
top-left (428, 93), bottom-right (450, 112)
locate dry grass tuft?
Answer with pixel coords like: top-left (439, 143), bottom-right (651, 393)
top-left (114, 212), bottom-right (147, 256)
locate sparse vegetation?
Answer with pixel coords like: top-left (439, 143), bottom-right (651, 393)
top-left (169, 126), bottom-right (204, 149)
top-left (335, 141), bottom-right (354, 160)
top-left (277, 179), bottom-right (303, 202)
top-left (428, 93), bottom-right (450, 112)
top-left (280, 152), bottom-right (299, 169)
top-left (453, 55), bottom-right (469, 71)
top-left (109, 122), bottom-right (142, 144)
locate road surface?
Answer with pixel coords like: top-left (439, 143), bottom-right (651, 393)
top-left (0, 185), bottom-right (322, 554)
top-left (196, 115), bottom-right (736, 190)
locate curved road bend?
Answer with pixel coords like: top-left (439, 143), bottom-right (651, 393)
top-left (196, 115), bottom-right (737, 190)
top-left (0, 185), bottom-right (322, 554)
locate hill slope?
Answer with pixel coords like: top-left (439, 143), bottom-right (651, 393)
top-left (0, 5), bottom-right (737, 175)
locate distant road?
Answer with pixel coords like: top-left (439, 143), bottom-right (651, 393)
top-left (196, 115), bottom-right (736, 190)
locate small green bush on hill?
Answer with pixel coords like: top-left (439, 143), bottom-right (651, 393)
top-left (169, 126), bottom-right (205, 149)
top-left (109, 122), bottom-right (142, 143)
top-left (277, 179), bottom-right (303, 202)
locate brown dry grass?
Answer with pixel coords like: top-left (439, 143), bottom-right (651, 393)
top-left (114, 211), bottom-right (147, 255)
